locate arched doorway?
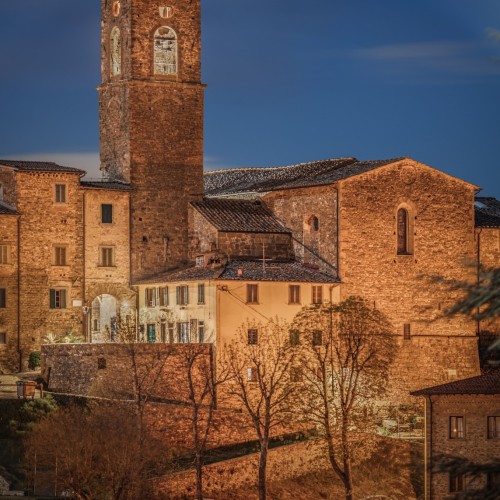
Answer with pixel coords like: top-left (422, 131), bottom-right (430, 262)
top-left (91, 294), bottom-right (119, 343)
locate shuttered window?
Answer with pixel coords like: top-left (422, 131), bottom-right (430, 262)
top-left (101, 204), bottom-right (113, 224)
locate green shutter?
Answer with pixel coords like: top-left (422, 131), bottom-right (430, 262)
top-left (50, 289), bottom-right (56, 308)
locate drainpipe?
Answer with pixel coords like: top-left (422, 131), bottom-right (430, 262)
top-left (475, 228), bottom-right (482, 335)
top-left (426, 395), bottom-right (434, 500)
top-left (17, 215), bottom-right (21, 372)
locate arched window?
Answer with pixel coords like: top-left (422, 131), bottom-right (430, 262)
top-left (397, 208), bottom-right (408, 254)
top-left (311, 216), bottom-right (319, 232)
top-left (110, 27), bottom-right (121, 76)
top-left (154, 27), bottom-right (177, 75)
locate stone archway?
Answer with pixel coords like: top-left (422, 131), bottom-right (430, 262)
top-left (91, 294), bottom-right (119, 343)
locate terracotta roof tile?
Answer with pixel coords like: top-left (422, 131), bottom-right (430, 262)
top-left (204, 157), bottom-right (405, 196)
top-left (0, 159), bottom-right (85, 174)
top-left (136, 259), bottom-right (339, 285)
top-left (475, 197), bottom-right (500, 228)
top-left (191, 198), bottom-right (290, 233)
top-left (411, 368), bottom-right (500, 396)
top-left (81, 180), bottom-right (131, 191)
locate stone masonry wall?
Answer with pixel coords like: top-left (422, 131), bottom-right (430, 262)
top-left (99, 0), bottom-right (205, 281)
top-left (217, 232), bottom-right (294, 260)
top-left (83, 187), bottom-right (134, 314)
top-left (264, 184), bottom-right (339, 272)
top-left (0, 214), bottom-right (18, 372)
top-left (189, 207), bottom-right (218, 258)
top-left (339, 160), bottom-right (477, 337)
top-left (17, 172), bottom-right (85, 369)
top-left (425, 394), bottom-right (500, 499)
top-left (0, 168), bottom-right (17, 207)
top-left (478, 227), bottom-right (500, 334)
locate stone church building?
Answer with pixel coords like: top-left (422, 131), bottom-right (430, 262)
top-left (0, 0), bottom-right (499, 401)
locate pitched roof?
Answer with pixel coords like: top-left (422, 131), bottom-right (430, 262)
top-left (0, 202), bottom-right (17, 215)
top-left (135, 259), bottom-right (339, 285)
top-left (204, 157), bottom-right (405, 196)
top-left (81, 180), bottom-right (131, 191)
top-left (0, 159), bottom-right (85, 175)
top-left (411, 368), bottom-right (500, 396)
top-left (475, 197), bottom-right (500, 228)
top-left (191, 198), bottom-right (290, 233)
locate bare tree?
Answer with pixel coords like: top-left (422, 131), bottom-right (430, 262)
top-left (175, 343), bottom-right (230, 500)
top-left (24, 403), bottom-right (170, 500)
top-left (292, 296), bottom-right (397, 500)
top-left (220, 318), bottom-right (298, 500)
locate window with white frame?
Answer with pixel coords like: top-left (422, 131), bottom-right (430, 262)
top-left (176, 285), bottom-right (189, 306)
top-left (53, 245), bottom-right (67, 266)
top-left (100, 246), bottom-right (114, 267)
top-left (55, 184), bottom-right (66, 203)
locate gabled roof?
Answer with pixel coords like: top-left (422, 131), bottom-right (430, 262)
top-left (475, 197), bottom-right (500, 228)
top-left (135, 259), bottom-right (339, 285)
top-left (191, 198), bottom-right (290, 234)
top-left (81, 180), bottom-right (131, 191)
top-left (204, 157), bottom-right (407, 196)
top-left (411, 368), bottom-right (500, 396)
top-left (0, 201), bottom-right (17, 215)
top-left (0, 159), bottom-right (85, 175)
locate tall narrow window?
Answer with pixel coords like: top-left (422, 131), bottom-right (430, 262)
top-left (449, 416), bottom-right (465, 439)
top-left (0, 245), bottom-right (10, 265)
top-left (0, 332), bottom-right (6, 344)
top-left (289, 285), bottom-right (301, 305)
top-left (449, 474), bottom-right (465, 493)
top-left (248, 328), bottom-right (258, 345)
top-left (487, 416), bottom-right (500, 439)
top-left (198, 321), bottom-right (205, 343)
top-left (159, 286), bottom-right (169, 306)
top-left (178, 322), bottom-right (190, 343)
top-left (176, 285), bottom-right (189, 306)
top-left (0, 288), bottom-right (6, 308)
top-left (110, 27), bottom-right (121, 76)
top-left (403, 323), bottom-right (411, 340)
top-left (101, 204), bottom-right (113, 224)
top-left (100, 247), bottom-right (114, 267)
top-left (397, 208), bottom-right (409, 255)
top-left (289, 329), bottom-right (300, 346)
top-left (247, 284), bottom-right (258, 304)
top-left (198, 284), bottom-right (205, 304)
top-left (145, 288), bottom-right (157, 307)
top-left (312, 330), bottom-right (323, 347)
top-left (154, 27), bottom-right (177, 75)
top-left (49, 289), bottom-right (67, 309)
top-left (55, 184), bottom-right (66, 203)
top-left (312, 286), bottom-right (323, 304)
top-left (54, 246), bottom-right (67, 266)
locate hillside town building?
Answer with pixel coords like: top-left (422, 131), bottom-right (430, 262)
top-left (0, 0), bottom-right (499, 406)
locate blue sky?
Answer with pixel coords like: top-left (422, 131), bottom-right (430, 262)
top-left (0, 0), bottom-right (499, 196)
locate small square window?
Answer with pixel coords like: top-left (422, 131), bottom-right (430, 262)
top-left (247, 367), bottom-right (258, 382)
top-left (55, 184), bottom-right (66, 203)
top-left (97, 357), bottom-right (107, 370)
top-left (312, 330), bottom-right (323, 347)
top-left (0, 245), bottom-right (10, 265)
top-left (195, 255), bottom-right (205, 268)
top-left (101, 204), bottom-right (113, 224)
top-left (247, 284), bottom-right (258, 304)
top-left (487, 416), bottom-right (500, 439)
top-left (100, 247), bottom-right (114, 267)
top-left (312, 286), bottom-right (323, 304)
top-left (54, 246), bottom-right (67, 266)
top-left (289, 285), bottom-right (301, 305)
top-left (248, 328), bottom-right (258, 345)
top-left (0, 288), bottom-right (5, 308)
top-left (0, 332), bottom-right (6, 345)
top-left (449, 416), bottom-right (465, 439)
top-left (198, 283), bottom-right (205, 304)
top-left (50, 289), bottom-right (67, 309)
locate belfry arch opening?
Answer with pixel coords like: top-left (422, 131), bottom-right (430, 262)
top-left (154, 26), bottom-right (177, 75)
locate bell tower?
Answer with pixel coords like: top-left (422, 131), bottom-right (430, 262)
top-left (98, 0), bottom-right (205, 281)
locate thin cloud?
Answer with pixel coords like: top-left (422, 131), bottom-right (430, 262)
top-left (324, 40), bottom-right (500, 82)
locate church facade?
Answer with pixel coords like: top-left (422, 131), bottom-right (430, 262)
top-left (0, 0), bottom-right (499, 402)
